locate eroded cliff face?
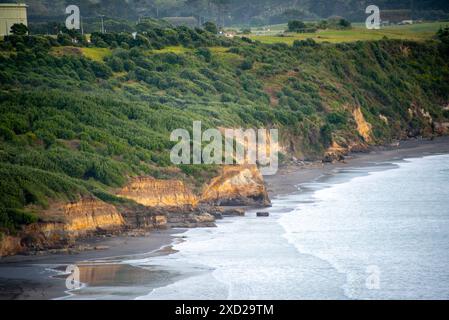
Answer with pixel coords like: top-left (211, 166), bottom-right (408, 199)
top-left (117, 165), bottom-right (270, 209)
top-left (117, 177), bottom-right (198, 208)
top-left (353, 107), bottom-right (373, 143)
top-left (1, 166), bottom-right (270, 257)
top-left (115, 166), bottom-right (269, 226)
top-left (0, 197), bottom-right (126, 256)
top-left (51, 197), bottom-right (125, 233)
top-left (37, 197), bottom-right (125, 235)
top-left (200, 165), bottom-right (270, 206)
top-left (0, 235), bottom-right (22, 257)
top-left (324, 106), bottom-right (373, 162)
top-left (435, 122), bottom-right (449, 135)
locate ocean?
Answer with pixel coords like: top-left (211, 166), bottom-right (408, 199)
top-left (64, 154), bottom-right (449, 300)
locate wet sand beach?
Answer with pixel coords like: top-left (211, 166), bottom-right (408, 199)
top-left (0, 229), bottom-right (183, 299)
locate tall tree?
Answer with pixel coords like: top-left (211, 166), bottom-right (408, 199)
top-left (10, 23), bottom-right (28, 36)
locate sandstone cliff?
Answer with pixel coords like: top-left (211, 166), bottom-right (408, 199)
top-left (1, 197), bottom-right (125, 256)
top-left (117, 177), bottom-right (198, 207)
top-left (1, 165), bottom-right (270, 257)
top-left (201, 165), bottom-right (270, 206)
top-left (115, 165), bottom-right (269, 227)
top-left (117, 165), bottom-right (270, 209)
top-left (43, 197), bottom-right (125, 234)
top-left (0, 235), bottom-right (22, 257)
top-left (324, 106), bottom-right (373, 162)
top-left (352, 106), bottom-right (373, 143)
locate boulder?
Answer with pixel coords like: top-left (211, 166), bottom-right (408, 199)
top-left (256, 212), bottom-right (270, 217)
top-left (222, 208), bottom-right (245, 217)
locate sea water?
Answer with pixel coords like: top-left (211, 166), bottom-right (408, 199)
top-left (127, 154), bottom-right (449, 300)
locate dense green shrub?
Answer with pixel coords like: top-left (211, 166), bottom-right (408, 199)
top-left (288, 20), bottom-right (306, 32)
top-left (0, 28), bottom-right (448, 234)
top-left (203, 22), bottom-right (218, 34)
top-left (240, 59), bottom-right (254, 70)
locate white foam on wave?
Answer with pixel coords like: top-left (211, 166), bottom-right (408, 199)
top-left (132, 205), bottom-right (345, 299)
top-left (279, 154), bottom-right (449, 299)
top-left (128, 154), bottom-right (449, 300)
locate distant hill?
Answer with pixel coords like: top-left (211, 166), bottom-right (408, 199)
top-left (1, 0), bottom-right (140, 20)
top-left (3, 0), bottom-right (449, 26)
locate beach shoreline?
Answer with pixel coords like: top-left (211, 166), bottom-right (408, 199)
top-left (0, 229), bottom-right (185, 300)
top-left (1, 136), bottom-right (449, 300)
top-left (265, 136), bottom-right (449, 197)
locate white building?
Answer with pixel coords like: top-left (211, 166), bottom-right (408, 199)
top-left (0, 3), bottom-right (28, 36)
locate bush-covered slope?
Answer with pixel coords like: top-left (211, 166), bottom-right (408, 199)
top-left (1, 26), bottom-right (448, 233)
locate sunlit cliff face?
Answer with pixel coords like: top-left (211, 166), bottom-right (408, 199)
top-left (117, 177), bottom-right (199, 207)
top-left (117, 165), bottom-right (269, 208)
top-left (0, 197), bottom-right (125, 256)
top-left (201, 165), bottom-right (270, 206)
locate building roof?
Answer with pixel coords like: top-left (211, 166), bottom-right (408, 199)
top-left (0, 3), bottom-right (28, 7)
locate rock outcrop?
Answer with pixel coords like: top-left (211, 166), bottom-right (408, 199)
top-left (434, 122), bottom-right (449, 135)
top-left (1, 197), bottom-right (126, 256)
top-left (116, 177), bottom-right (216, 229)
top-left (38, 197), bottom-right (125, 235)
top-left (200, 165), bottom-right (270, 206)
top-left (352, 106), bottom-right (373, 143)
top-left (0, 235), bottom-right (22, 257)
top-left (118, 204), bottom-right (168, 230)
top-left (323, 106), bottom-right (374, 162)
top-left (114, 165), bottom-right (270, 230)
top-left (49, 197), bottom-right (125, 234)
top-left (117, 177), bottom-right (198, 207)
top-left (117, 165), bottom-right (272, 208)
top-left (166, 211), bottom-right (216, 228)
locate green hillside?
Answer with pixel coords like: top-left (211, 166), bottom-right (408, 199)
top-left (1, 25), bottom-right (449, 233)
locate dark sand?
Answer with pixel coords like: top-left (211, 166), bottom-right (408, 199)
top-left (2, 136), bottom-right (449, 300)
top-left (0, 229), bottom-right (184, 300)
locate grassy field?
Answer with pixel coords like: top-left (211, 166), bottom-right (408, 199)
top-left (151, 46), bottom-right (191, 54)
top-left (247, 22), bottom-right (448, 44)
top-left (50, 46), bottom-right (112, 62)
top-left (80, 47), bottom-right (112, 61)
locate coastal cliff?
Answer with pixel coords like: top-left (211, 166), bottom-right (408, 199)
top-left (0, 235), bottom-right (22, 257)
top-left (117, 164), bottom-right (269, 203)
top-left (43, 197), bottom-right (126, 234)
top-left (322, 102), bottom-right (445, 162)
top-left (1, 197), bottom-right (125, 256)
top-left (0, 165), bottom-right (269, 257)
top-left (201, 165), bottom-right (270, 206)
top-left (323, 106), bottom-right (373, 162)
top-left (116, 165), bottom-right (269, 227)
top-left (116, 165), bottom-right (270, 208)
top-left (117, 177), bottom-right (198, 207)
